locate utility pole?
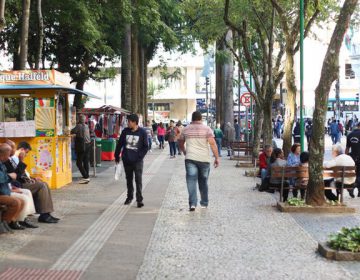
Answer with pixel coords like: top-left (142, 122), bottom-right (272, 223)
top-left (335, 78), bottom-right (340, 120)
top-left (206, 76), bottom-right (209, 126)
top-left (300, 0), bottom-right (305, 152)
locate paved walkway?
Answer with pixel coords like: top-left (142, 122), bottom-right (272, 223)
top-left (0, 143), bottom-right (360, 279)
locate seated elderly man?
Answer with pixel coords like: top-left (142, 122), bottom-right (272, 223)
top-left (4, 141), bottom-right (59, 223)
top-left (5, 140), bottom-right (37, 229)
top-left (324, 144), bottom-right (356, 201)
top-left (259, 145), bottom-right (273, 183)
top-left (0, 143), bottom-right (24, 233)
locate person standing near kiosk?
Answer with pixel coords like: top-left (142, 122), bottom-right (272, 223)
top-left (71, 115), bottom-right (91, 184)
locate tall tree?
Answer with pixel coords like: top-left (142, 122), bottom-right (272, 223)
top-left (224, 0), bottom-right (285, 153)
top-left (34, 0), bottom-right (43, 70)
top-left (18, 0), bottom-right (30, 70)
top-left (307, 0), bottom-right (359, 206)
top-left (269, 0), bottom-right (322, 156)
top-left (0, 0), bottom-right (5, 31)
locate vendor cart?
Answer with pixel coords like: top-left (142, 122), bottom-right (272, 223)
top-left (0, 70), bottom-right (99, 189)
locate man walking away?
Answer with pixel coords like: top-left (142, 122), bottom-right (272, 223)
top-left (214, 123), bottom-right (224, 157)
top-left (71, 115), bottom-right (91, 184)
top-left (115, 114), bottom-right (148, 208)
top-left (224, 122), bottom-right (235, 156)
top-left (234, 119), bottom-right (241, 141)
top-left (330, 119), bottom-right (340, 145)
top-left (166, 120), bottom-right (177, 158)
top-left (144, 120), bottom-right (154, 152)
top-left (346, 122), bottom-right (360, 197)
top-left (178, 111), bottom-right (220, 211)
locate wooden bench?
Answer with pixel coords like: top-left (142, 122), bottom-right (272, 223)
top-left (270, 166), bottom-right (308, 202)
top-left (323, 166), bottom-right (356, 203)
top-left (230, 141), bottom-right (260, 168)
top-left (270, 166), bottom-right (355, 203)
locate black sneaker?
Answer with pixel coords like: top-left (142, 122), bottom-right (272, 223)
top-left (137, 202), bottom-right (144, 208)
top-left (124, 198), bottom-right (132, 205)
top-left (189, 206), bottom-right (196, 211)
top-left (19, 218), bottom-right (39, 228)
top-left (9, 221), bottom-right (26, 230)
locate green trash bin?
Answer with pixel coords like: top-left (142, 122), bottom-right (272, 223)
top-left (101, 139), bottom-right (116, 161)
top-left (90, 138), bottom-right (102, 167)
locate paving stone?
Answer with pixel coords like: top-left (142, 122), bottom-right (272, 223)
top-left (137, 158), bottom-right (354, 280)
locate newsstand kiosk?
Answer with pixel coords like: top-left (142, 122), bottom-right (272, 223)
top-left (0, 70), bottom-right (99, 189)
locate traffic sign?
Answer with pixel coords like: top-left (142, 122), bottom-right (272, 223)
top-left (240, 93), bottom-right (252, 107)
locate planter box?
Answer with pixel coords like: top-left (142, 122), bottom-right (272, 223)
top-left (318, 242), bottom-right (360, 261)
top-left (277, 202), bottom-right (356, 213)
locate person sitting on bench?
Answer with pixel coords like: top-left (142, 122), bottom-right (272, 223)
top-left (324, 144), bottom-right (356, 201)
top-left (269, 148), bottom-right (289, 202)
top-left (0, 143), bottom-right (24, 233)
top-left (4, 141), bottom-right (60, 224)
top-left (259, 145), bottom-right (273, 184)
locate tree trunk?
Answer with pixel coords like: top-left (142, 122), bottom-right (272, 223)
top-left (0, 0), bottom-right (5, 31)
top-left (282, 46), bottom-right (297, 157)
top-left (121, 24), bottom-right (132, 111)
top-left (35, 0), bottom-right (43, 70)
top-left (262, 97), bottom-right (273, 146)
top-left (215, 49), bottom-right (224, 126)
top-left (144, 60), bottom-right (148, 121)
top-left (223, 30), bottom-right (234, 128)
top-left (19, 0), bottom-right (31, 70)
top-left (131, 26), bottom-right (139, 113)
top-left (307, 0), bottom-right (358, 206)
top-left (139, 46), bottom-right (145, 121)
top-left (252, 106), bottom-right (264, 158)
top-left (73, 79), bottom-right (86, 110)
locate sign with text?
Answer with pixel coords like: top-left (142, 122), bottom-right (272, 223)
top-left (240, 93), bottom-right (252, 107)
top-left (0, 70), bottom-right (71, 87)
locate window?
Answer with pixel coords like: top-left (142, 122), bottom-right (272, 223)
top-left (148, 103), bottom-right (170, 111)
top-left (4, 97), bottom-right (34, 122)
top-left (345, 64), bottom-right (355, 79)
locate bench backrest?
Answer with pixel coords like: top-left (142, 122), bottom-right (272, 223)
top-left (271, 166), bottom-right (355, 180)
top-left (323, 166), bottom-right (356, 179)
top-left (271, 166), bottom-right (308, 179)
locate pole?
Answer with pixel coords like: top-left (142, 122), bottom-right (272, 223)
top-left (245, 106), bottom-right (249, 142)
top-left (238, 69), bottom-right (241, 127)
top-left (300, 0), bottom-right (305, 152)
top-left (206, 77), bottom-right (209, 126)
top-left (335, 79), bottom-right (340, 120)
top-left (249, 74), bottom-right (253, 142)
top-left (210, 77), bottom-right (213, 128)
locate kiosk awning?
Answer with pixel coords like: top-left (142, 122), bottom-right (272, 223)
top-left (0, 84), bottom-right (101, 99)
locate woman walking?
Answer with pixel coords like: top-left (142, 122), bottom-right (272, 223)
top-left (157, 122), bottom-right (166, 149)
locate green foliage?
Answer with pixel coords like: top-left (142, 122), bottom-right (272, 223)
top-left (328, 227), bottom-right (360, 253)
top-left (287, 198), bottom-right (307, 206)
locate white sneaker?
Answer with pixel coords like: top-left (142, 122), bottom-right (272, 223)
top-left (200, 205), bottom-right (207, 209)
top-left (79, 178), bottom-right (90, 184)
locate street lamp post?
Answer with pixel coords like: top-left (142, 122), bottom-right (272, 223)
top-left (300, 0), bottom-right (305, 152)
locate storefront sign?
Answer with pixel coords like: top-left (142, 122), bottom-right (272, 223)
top-left (0, 70), bottom-right (71, 86)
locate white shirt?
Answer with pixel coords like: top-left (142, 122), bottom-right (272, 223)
top-left (324, 154), bottom-right (356, 185)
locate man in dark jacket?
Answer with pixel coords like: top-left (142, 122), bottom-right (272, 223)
top-left (71, 115), bottom-right (91, 184)
top-left (115, 114), bottom-right (148, 207)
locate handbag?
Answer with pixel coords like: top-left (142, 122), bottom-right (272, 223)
top-left (114, 163), bottom-right (122, 180)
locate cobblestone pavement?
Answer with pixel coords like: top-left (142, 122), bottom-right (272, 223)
top-left (137, 156), bottom-right (358, 280)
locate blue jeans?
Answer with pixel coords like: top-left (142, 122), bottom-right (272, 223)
top-left (260, 168), bottom-right (267, 182)
top-left (331, 134), bottom-right (337, 144)
top-left (215, 138), bottom-right (222, 156)
top-left (185, 159), bottom-right (210, 207)
top-left (148, 137), bottom-right (152, 150)
top-left (169, 141), bottom-right (176, 156)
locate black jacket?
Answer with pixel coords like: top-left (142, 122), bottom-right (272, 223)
top-left (115, 127), bottom-right (148, 164)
